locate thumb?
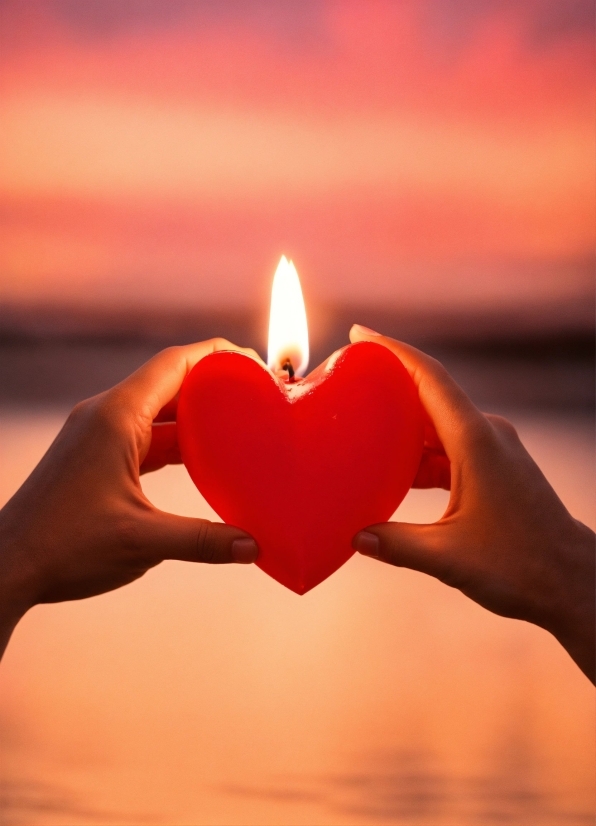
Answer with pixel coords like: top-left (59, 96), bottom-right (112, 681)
top-left (353, 522), bottom-right (451, 581)
top-left (143, 509), bottom-right (259, 565)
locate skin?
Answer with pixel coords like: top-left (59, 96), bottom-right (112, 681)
top-left (0, 340), bottom-right (260, 660)
top-left (0, 331), bottom-right (593, 683)
top-left (350, 324), bottom-right (595, 683)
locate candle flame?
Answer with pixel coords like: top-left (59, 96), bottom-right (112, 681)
top-left (267, 255), bottom-right (309, 377)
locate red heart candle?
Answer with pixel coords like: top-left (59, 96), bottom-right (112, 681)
top-left (177, 340), bottom-right (423, 594)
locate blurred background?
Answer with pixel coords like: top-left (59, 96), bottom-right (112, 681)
top-left (0, 2), bottom-right (594, 824)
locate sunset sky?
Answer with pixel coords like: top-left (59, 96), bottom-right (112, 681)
top-left (0, 0), bottom-right (593, 313)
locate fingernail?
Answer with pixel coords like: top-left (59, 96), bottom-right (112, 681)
top-left (352, 324), bottom-right (381, 337)
top-left (232, 537), bottom-right (259, 564)
top-left (352, 531), bottom-right (380, 558)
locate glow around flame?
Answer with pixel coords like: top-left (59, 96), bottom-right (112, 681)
top-left (267, 255), bottom-right (309, 377)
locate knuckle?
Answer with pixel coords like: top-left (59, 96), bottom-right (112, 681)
top-left (164, 344), bottom-right (183, 358)
top-left (68, 392), bottom-right (106, 420)
top-left (422, 352), bottom-right (450, 379)
top-left (489, 414), bottom-right (519, 441)
top-left (411, 354), bottom-right (445, 387)
top-left (144, 346), bottom-right (183, 376)
top-left (156, 345), bottom-right (184, 367)
top-left (69, 398), bottom-right (91, 418)
top-left (428, 354), bottom-right (447, 373)
top-left (91, 393), bottom-right (128, 434)
top-left (461, 416), bottom-right (495, 453)
top-left (68, 391), bottom-right (123, 433)
top-left (195, 520), bottom-right (216, 563)
top-left (114, 514), bottom-right (146, 557)
top-left (211, 337), bottom-right (232, 351)
top-left (66, 398), bottom-right (92, 427)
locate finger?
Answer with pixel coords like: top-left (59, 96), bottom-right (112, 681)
top-left (412, 450), bottom-right (451, 489)
top-left (423, 413), bottom-right (444, 451)
top-left (238, 347), bottom-right (263, 364)
top-left (353, 522), bottom-right (451, 581)
top-left (153, 395), bottom-right (179, 423)
top-left (140, 422), bottom-right (182, 474)
top-left (151, 349), bottom-right (264, 423)
top-left (350, 325), bottom-right (489, 458)
top-left (143, 510), bottom-right (259, 564)
top-left (116, 339), bottom-right (263, 422)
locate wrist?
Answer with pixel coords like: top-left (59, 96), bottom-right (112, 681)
top-left (544, 519), bottom-right (595, 682)
top-left (0, 508), bottom-right (38, 644)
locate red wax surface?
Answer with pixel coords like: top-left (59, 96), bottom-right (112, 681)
top-left (177, 341), bottom-right (423, 594)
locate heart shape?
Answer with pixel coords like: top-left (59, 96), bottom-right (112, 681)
top-left (177, 341), bottom-right (423, 594)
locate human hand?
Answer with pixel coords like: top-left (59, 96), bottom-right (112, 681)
top-left (350, 325), bottom-right (595, 682)
top-left (0, 341), bottom-right (260, 657)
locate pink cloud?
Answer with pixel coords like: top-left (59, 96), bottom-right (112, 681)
top-left (0, 0), bottom-right (593, 310)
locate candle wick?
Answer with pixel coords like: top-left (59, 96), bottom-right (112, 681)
top-left (281, 359), bottom-right (295, 381)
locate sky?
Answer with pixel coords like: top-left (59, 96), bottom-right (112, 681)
top-left (0, 0), bottom-right (594, 313)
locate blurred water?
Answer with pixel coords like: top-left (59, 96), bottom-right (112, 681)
top-left (0, 407), bottom-right (594, 826)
